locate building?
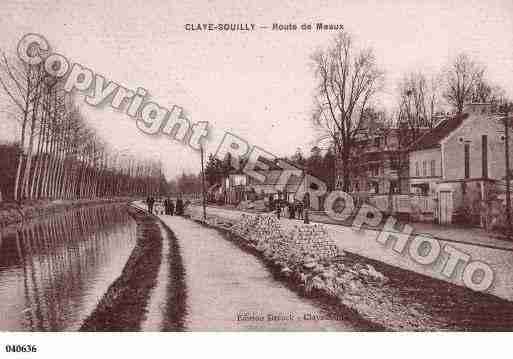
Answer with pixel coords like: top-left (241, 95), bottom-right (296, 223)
top-left (334, 127), bottom-right (422, 195)
top-left (221, 160), bottom-right (324, 210)
top-left (408, 103), bottom-right (512, 224)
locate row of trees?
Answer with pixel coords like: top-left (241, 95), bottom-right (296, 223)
top-left (289, 147), bottom-right (336, 190)
top-left (165, 172), bottom-right (203, 195)
top-left (397, 53), bottom-right (507, 143)
top-left (312, 31), bottom-right (511, 191)
top-left (203, 154), bottom-right (232, 187)
top-left (0, 54), bottom-right (163, 201)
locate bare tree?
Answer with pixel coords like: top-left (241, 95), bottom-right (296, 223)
top-left (398, 71), bottom-right (442, 141)
top-left (311, 31), bottom-right (384, 192)
top-left (0, 53), bottom-right (46, 200)
top-left (471, 72), bottom-right (508, 110)
top-left (0, 50), bottom-right (164, 202)
top-left (443, 53), bottom-right (484, 114)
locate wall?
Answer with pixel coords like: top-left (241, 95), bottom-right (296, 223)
top-left (442, 114), bottom-right (513, 181)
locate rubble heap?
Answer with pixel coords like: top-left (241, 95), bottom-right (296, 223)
top-left (227, 213), bottom-right (390, 311)
top-left (231, 214), bottom-right (284, 246)
top-left (285, 224), bottom-right (340, 263)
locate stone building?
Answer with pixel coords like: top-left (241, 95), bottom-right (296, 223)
top-left (408, 103), bottom-right (513, 224)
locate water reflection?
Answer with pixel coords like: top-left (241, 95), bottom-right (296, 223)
top-left (0, 204), bottom-right (136, 331)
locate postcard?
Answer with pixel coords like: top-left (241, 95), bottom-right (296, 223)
top-left (0, 0), bottom-right (512, 357)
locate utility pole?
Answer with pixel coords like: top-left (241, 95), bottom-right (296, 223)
top-left (200, 144), bottom-right (207, 221)
top-left (505, 110), bottom-right (512, 236)
top-left (159, 158), bottom-right (162, 197)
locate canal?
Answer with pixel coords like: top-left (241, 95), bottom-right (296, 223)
top-left (0, 203), bottom-right (137, 331)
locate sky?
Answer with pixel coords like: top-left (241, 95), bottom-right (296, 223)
top-left (0, 0), bottom-right (512, 179)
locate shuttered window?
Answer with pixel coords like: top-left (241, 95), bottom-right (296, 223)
top-left (482, 135), bottom-right (488, 178)
top-left (464, 143), bottom-right (470, 178)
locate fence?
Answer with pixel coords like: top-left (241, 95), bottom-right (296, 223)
top-left (367, 194), bottom-right (436, 214)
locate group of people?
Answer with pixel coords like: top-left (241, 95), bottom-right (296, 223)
top-left (273, 198), bottom-right (306, 220)
top-left (145, 196), bottom-right (185, 216)
top-left (163, 197), bottom-right (185, 215)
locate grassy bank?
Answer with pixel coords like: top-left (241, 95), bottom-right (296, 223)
top-left (160, 223), bottom-right (187, 331)
top-left (80, 206), bottom-right (163, 331)
top-left (79, 206), bottom-right (187, 331)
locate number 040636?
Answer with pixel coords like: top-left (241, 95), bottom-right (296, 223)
top-left (5, 344), bottom-right (38, 353)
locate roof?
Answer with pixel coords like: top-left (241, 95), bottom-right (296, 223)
top-left (247, 169), bottom-right (304, 186)
top-left (409, 113), bottom-right (469, 151)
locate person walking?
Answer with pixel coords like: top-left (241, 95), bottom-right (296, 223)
top-left (148, 196), bottom-right (155, 214)
top-left (275, 199), bottom-right (281, 219)
top-left (163, 198), bottom-right (169, 214)
top-left (176, 196), bottom-right (184, 216)
top-left (288, 201), bottom-right (295, 219)
top-left (146, 196), bottom-right (151, 212)
top-left (296, 199), bottom-right (303, 220)
top-left (169, 198), bottom-right (175, 216)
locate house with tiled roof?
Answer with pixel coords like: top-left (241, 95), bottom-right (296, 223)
top-left (221, 158), bottom-right (325, 210)
top-left (408, 113), bottom-right (468, 195)
top-left (408, 103), bottom-right (512, 224)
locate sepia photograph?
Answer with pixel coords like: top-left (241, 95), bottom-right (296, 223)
top-left (0, 0), bottom-right (512, 357)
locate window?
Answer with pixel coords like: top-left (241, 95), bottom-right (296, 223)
top-left (464, 143), bottom-right (470, 179)
top-left (422, 161), bottom-right (427, 177)
top-left (232, 175), bottom-right (246, 186)
top-left (391, 155), bottom-right (400, 170)
top-left (415, 162), bottom-right (419, 177)
top-left (430, 160), bottom-right (436, 177)
top-left (390, 181), bottom-right (398, 194)
top-left (482, 135), bottom-right (488, 178)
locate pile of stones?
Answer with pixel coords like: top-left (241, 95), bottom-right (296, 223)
top-left (285, 224), bottom-right (340, 263)
top-left (194, 210), bottom-right (391, 323)
top-left (229, 214), bottom-right (341, 265)
top-left (228, 213), bottom-right (388, 299)
top-left (189, 208), bottom-right (432, 329)
top-left (230, 214), bottom-right (284, 246)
